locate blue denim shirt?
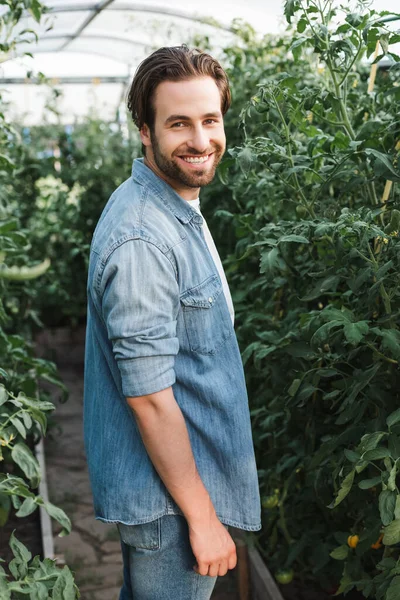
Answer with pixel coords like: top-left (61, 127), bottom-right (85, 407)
top-left (83, 158), bottom-right (261, 532)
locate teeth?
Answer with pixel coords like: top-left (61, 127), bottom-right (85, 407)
top-left (182, 155), bottom-right (209, 164)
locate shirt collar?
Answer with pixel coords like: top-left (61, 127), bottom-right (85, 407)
top-left (131, 158), bottom-right (203, 226)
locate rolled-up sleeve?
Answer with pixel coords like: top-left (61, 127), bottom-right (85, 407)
top-left (100, 239), bottom-right (180, 397)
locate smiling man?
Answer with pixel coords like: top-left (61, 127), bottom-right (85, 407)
top-left (84, 46), bottom-right (261, 600)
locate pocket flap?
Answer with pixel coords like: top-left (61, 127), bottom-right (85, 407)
top-left (180, 275), bottom-right (223, 308)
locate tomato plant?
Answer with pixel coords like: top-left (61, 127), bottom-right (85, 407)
top-left (205, 1), bottom-right (400, 597)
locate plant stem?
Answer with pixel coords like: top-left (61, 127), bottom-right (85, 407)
top-left (272, 92), bottom-right (316, 218)
top-left (319, 4), bottom-right (379, 208)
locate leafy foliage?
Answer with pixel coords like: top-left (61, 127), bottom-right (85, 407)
top-left (0, 0), bottom-right (79, 596)
top-left (204, 1), bottom-right (400, 596)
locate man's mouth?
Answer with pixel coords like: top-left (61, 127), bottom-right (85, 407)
top-left (179, 153), bottom-right (213, 165)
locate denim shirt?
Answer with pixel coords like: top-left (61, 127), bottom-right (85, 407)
top-left (83, 158), bottom-right (261, 532)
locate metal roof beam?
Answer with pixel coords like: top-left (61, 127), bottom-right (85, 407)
top-left (47, 3), bottom-right (231, 32)
top-left (2, 75), bottom-right (129, 84)
top-left (59, 0), bottom-right (117, 51)
top-left (38, 33), bottom-right (148, 47)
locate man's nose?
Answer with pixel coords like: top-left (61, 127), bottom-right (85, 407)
top-left (187, 127), bottom-right (209, 153)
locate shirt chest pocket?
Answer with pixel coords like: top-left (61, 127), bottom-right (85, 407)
top-left (180, 275), bottom-right (233, 355)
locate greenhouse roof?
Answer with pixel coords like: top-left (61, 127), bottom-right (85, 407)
top-left (11, 0), bottom-right (285, 65)
top-left (1, 0), bottom-right (399, 125)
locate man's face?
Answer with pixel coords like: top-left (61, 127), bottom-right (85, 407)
top-left (140, 77), bottom-right (226, 200)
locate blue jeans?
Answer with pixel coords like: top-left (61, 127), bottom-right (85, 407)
top-left (118, 514), bottom-right (224, 599)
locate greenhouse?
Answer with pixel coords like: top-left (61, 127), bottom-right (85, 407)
top-left (1, 0), bottom-right (400, 598)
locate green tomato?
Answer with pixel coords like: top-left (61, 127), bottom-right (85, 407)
top-left (296, 205), bottom-right (307, 218)
top-left (262, 494), bottom-right (279, 509)
top-left (276, 569), bottom-right (294, 585)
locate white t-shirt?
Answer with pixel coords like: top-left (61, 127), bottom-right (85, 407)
top-left (187, 198), bottom-right (235, 325)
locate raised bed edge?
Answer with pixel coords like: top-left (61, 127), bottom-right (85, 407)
top-left (35, 437), bottom-right (55, 560)
top-left (247, 544), bottom-right (285, 600)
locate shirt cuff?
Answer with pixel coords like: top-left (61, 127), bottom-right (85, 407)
top-left (118, 355), bottom-right (176, 397)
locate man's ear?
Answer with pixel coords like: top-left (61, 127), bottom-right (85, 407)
top-left (140, 124), bottom-right (152, 149)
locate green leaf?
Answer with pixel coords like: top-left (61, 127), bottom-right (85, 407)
top-left (44, 502), bottom-right (71, 536)
top-left (329, 469), bottom-right (355, 508)
top-left (395, 495), bottom-right (400, 520)
top-left (16, 497), bottom-right (37, 518)
top-left (388, 463), bottom-right (398, 492)
top-left (288, 378), bottom-right (301, 397)
top-left (284, 0), bottom-right (300, 23)
top-left (278, 234), bottom-right (309, 244)
top-left (52, 566), bottom-right (76, 600)
top-left (237, 147), bottom-right (254, 175)
top-left (358, 476), bottom-right (381, 489)
top-left (9, 531), bottom-right (32, 564)
top-left (387, 576), bottom-right (400, 600)
top-left (0, 576), bottom-right (10, 599)
top-left (21, 412), bottom-right (32, 430)
top-left (297, 18), bottom-right (307, 33)
top-left (35, 581), bottom-right (49, 600)
top-left (376, 260), bottom-right (394, 279)
top-left (29, 0), bottom-right (42, 22)
top-left (7, 581), bottom-right (31, 594)
top-left (0, 385), bottom-right (8, 407)
top-left (319, 275), bottom-right (340, 293)
top-left (380, 330), bottom-right (400, 360)
top-left (383, 519), bottom-right (400, 545)
top-left (330, 544), bottom-right (349, 560)
top-left (379, 490), bottom-right (396, 526)
top-left (259, 247), bottom-right (284, 275)
top-left (311, 320), bottom-right (342, 346)
top-left (364, 148), bottom-right (400, 181)
top-left (387, 409), bottom-right (400, 430)
top-left (359, 432), bottom-right (386, 453)
top-left (11, 442), bottom-right (41, 488)
top-left (343, 321), bottom-right (369, 346)
top-left (10, 416), bottom-right (26, 439)
top-left (364, 448), bottom-right (391, 461)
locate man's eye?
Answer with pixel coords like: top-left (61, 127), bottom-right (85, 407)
top-left (171, 122), bottom-right (185, 128)
top-left (205, 119), bottom-right (217, 125)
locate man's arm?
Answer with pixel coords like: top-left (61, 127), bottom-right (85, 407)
top-left (127, 387), bottom-right (237, 578)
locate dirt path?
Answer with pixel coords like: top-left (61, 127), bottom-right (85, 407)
top-left (40, 329), bottom-right (239, 600)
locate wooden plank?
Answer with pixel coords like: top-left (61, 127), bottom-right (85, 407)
top-left (247, 545), bottom-right (285, 600)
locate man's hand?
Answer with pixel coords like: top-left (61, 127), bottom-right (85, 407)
top-left (189, 515), bottom-right (237, 577)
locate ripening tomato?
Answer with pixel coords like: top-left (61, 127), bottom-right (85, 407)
top-left (276, 569), bottom-right (294, 584)
top-left (347, 535), bottom-right (359, 549)
top-left (262, 494), bottom-right (279, 509)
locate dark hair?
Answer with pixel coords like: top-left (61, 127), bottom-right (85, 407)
top-left (127, 45), bottom-right (231, 134)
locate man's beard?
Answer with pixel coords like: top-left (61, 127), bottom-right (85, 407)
top-left (150, 131), bottom-right (224, 189)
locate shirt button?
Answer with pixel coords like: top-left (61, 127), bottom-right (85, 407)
top-left (208, 297), bottom-right (213, 304)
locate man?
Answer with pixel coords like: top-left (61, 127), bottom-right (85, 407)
top-left (83, 45), bottom-right (261, 600)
